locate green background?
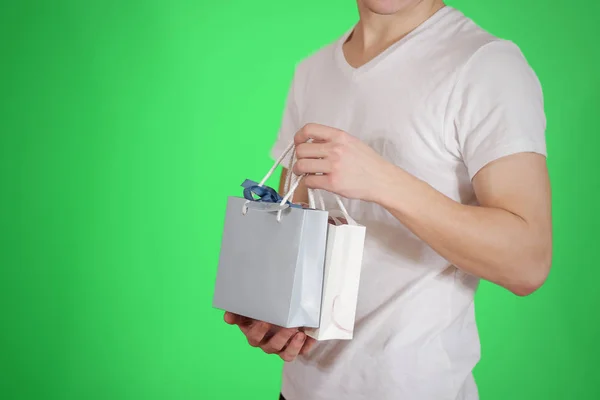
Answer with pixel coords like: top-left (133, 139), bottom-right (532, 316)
top-left (2, 0), bottom-right (599, 399)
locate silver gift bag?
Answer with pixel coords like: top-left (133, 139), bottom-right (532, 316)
top-left (213, 142), bottom-right (328, 328)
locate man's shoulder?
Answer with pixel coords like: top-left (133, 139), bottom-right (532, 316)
top-left (438, 8), bottom-right (531, 72)
top-left (436, 8), bottom-right (504, 63)
top-left (292, 37), bottom-right (341, 81)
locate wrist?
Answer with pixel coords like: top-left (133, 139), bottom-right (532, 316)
top-left (368, 162), bottom-right (413, 209)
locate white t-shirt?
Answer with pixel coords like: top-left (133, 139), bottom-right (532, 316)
top-left (270, 6), bottom-right (547, 400)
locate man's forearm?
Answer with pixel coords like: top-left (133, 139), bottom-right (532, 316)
top-left (374, 164), bottom-right (551, 296)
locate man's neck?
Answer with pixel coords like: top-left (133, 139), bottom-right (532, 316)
top-left (344, 0), bottom-right (445, 67)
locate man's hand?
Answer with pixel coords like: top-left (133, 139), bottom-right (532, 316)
top-left (224, 312), bottom-right (317, 362)
top-left (293, 123), bottom-right (394, 203)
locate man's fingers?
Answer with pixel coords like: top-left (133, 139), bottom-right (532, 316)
top-left (295, 142), bottom-right (331, 159)
top-left (238, 322), bottom-right (252, 335)
top-left (246, 321), bottom-right (271, 347)
top-left (224, 312), bottom-right (237, 325)
top-left (293, 159), bottom-right (331, 175)
top-left (224, 312), bottom-right (253, 331)
top-left (295, 123), bottom-right (342, 145)
top-left (225, 314), bottom-right (311, 360)
top-left (224, 312), bottom-right (249, 325)
top-left (238, 317), bottom-right (257, 335)
top-left (300, 337), bottom-right (317, 355)
top-left (280, 332), bottom-right (306, 362)
top-left (262, 328), bottom-right (297, 354)
top-left (303, 174), bottom-right (330, 191)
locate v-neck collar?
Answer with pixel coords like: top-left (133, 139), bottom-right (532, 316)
top-left (334, 6), bottom-right (454, 80)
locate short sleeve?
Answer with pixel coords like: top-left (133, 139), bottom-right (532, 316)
top-left (448, 40), bottom-right (547, 180)
top-left (270, 66), bottom-right (303, 167)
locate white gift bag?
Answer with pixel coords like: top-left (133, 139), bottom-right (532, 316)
top-left (305, 191), bottom-right (366, 341)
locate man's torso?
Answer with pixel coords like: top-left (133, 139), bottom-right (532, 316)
top-left (279, 7), bottom-right (519, 400)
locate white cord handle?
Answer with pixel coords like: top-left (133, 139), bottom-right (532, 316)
top-left (258, 140), bottom-right (295, 188)
top-left (314, 189), bottom-right (357, 226)
top-left (284, 145), bottom-right (295, 194)
top-left (243, 139), bottom-right (315, 221)
top-left (282, 145), bottom-right (315, 209)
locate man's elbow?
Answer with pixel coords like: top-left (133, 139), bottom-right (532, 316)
top-left (508, 249), bottom-right (552, 297)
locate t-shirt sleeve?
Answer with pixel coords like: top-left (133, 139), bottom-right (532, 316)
top-left (270, 67), bottom-right (303, 167)
top-left (448, 40), bottom-right (547, 180)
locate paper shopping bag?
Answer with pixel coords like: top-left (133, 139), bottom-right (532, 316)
top-left (213, 142), bottom-right (329, 328)
top-left (305, 194), bottom-right (366, 340)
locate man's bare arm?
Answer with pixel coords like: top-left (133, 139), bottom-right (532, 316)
top-left (380, 153), bottom-right (552, 296)
top-left (293, 125), bottom-right (552, 296)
